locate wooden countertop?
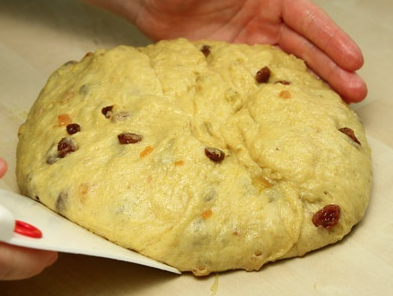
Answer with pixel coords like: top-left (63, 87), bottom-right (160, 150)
top-left (1, 0), bottom-right (392, 295)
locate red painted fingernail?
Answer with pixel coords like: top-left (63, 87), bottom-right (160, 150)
top-left (14, 220), bottom-right (42, 239)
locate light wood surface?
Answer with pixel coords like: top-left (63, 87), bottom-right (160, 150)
top-left (1, 0), bottom-right (392, 295)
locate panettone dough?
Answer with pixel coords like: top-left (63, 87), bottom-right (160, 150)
top-left (16, 38), bottom-right (372, 276)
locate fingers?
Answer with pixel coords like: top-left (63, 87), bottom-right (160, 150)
top-left (282, 0), bottom-right (364, 72)
top-left (0, 158), bottom-right (7, 178)
top-left (0, 242), bottom-right (58, 280)
top-left (278, 23), bottom-right (367, 103)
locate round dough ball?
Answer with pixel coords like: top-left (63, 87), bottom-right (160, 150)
top-left (16, 39), bottom-right (372, 276)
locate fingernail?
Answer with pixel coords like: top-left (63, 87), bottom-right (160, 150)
top-left (0, 159), bottom-right (7, 178)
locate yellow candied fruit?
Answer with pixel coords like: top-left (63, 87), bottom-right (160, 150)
top-left (140, 145), bottom-right (154, 158)
top-left (174, 160), bottom-right (185, 166)
top-left (252, 176), bottom-right (273, 191)
top-left (279, 90), bottom-right (291, 99)
top-left (57, 114), bottom-right (72, 126)
top-left (201, 209), bottom-right (213, 220)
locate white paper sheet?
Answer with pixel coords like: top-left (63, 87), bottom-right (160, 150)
top-left (0, 188), bottom-right (180, 274)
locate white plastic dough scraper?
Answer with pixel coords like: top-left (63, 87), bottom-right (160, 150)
top-left (0, 188), bottom-right (180, 274)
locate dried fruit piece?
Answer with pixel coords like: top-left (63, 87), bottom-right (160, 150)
top-left (79, 84), bottom-right (89, 95)
top-left (312, 204), bottom-right (341, 229)
top-left (79, 183), bottom-right (90, 195)
top-left (83, 52), bottom-right (93, 58)
top-left (58, 114), bottom-right (72, 126)
top-left (63, 60), bottom-right (77, 66)
top-left (201, 209), bottom-right (213, 220)
top-left (200, 45), bottom-right (211, 57)
top-left (339, 127), bottom-right (361, 145)
top-left (57, 137), bottom-right (77, 158)
top-left (174, 160), bottom-right (184, 166)
top-left (255, 66), bottom-right (271, 83)
top-left (193, 266), bottom-right (208, 277)
top-left (111, 111), bottom-right (130, 123)
top-left (140, 145), bottom-right (154, 158)
top-left (118, 132), bottom-right (142, 144)
top-left (279, 90), bottom-right (291, 99)
top-left (46, 153), bottom-right (59, 165)
top-left (205, 147), bottom-right (225, 163)
top-left (274, 80), bottom-right (291, 85)
top-left (252, 176), bottom-right (273, 191)
top-left (102, 105), bottom-right (114, 118)
top-left (66, 123), bottom-right (81, 135)
top-left (55, 191), bottom-right (68, 214)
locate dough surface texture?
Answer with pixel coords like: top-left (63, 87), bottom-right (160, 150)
top-left (16, 39), bottom-right (372, 276)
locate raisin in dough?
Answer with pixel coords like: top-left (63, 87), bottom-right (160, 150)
top-left (16, 38), bottom-right (372, 276)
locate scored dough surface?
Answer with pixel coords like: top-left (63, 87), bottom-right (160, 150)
top-left (16, 38), bottom-right (372, 276)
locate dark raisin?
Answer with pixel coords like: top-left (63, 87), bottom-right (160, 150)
top-left (312, 204), bottom-right (341, 229)
top-left (255, 66), bottom-right (271, 83)
top-left (83, 52), bottom-right (93, 58)
top-left (274, 80), bottom-right (291, 85)
top-left (55, 191), bottom-right (68, 214)
top-left (118, 132), bottom-right (143, 144)
top-left (205, 147), bottom-right (225, 163)
top-left (102, 105), bottom-right (113, 118)
top-left (66, 123), bottom-right (81, 135)
top-left (79, 84), bottom-right (89, 95)
top-left (57, 137), bottom-right (77, 158)
top-left (111, 111), bottom-right (130, 123)
top-left (46, 155), bottom-right (59, 165)
top-left (46, 150), bottom-right (60, 164)
top-left (338, 127), bottom-right (361, 145)
top-left (200, 45), bottom-right (211, 57)
top-left (63, 60), bottom-right (77, 66)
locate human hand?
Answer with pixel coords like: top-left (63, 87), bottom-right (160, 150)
top-left (83, 0), bottom-right (367, 103)
top-left (0, 158), bottom-right (58, 280)
top-left (0, 242), bottom-right (58, 280)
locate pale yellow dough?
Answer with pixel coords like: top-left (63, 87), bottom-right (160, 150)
top-left (16, 39), bottom-right (372, 276)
